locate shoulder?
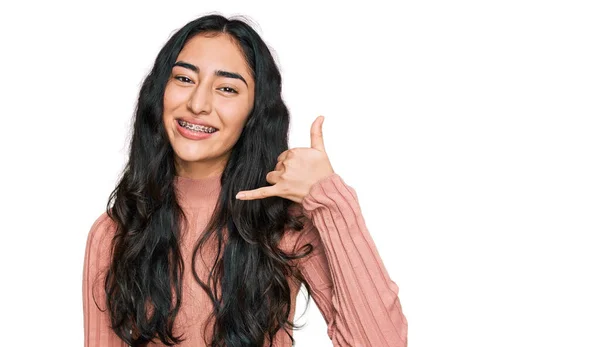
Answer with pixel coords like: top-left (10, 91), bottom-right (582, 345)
top-left (84, 212), bottom-right (119, 279)
top-left (85, 212), bottom-right (118, 254)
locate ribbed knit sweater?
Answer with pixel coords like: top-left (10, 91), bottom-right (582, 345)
top-left (83, 172), bottom-right (408, 346)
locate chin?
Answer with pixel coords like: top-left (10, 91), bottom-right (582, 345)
top-left (169, 140), bottom-right (206, 159)
top-left (173, 148), bottom-right (210, 163)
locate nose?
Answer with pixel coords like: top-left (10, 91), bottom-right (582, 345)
top-left (187, 83), bottom-right (213, 115)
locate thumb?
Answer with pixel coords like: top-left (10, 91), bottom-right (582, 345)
top-left (310, 115), bottom-right (326, 152)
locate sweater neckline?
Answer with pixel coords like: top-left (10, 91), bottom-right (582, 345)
top-left (174, 173), bottom-right (222, 207)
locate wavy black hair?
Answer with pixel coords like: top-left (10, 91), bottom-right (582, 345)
top-left (101, 13), bottom-right (314, 347)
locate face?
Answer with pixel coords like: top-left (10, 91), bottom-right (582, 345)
top-left (163, 33), bottom-right (255, 178)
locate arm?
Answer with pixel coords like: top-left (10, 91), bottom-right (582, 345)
top-left (295, 173), bottom-right (408, 347)
top-left (82, 213), bottom-right (128, 347)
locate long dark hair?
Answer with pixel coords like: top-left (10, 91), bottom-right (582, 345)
top-left (101, 13), bottom-right (314, 347)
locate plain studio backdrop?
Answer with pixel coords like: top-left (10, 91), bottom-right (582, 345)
top-left (0, 1), bottom-right (598, 346)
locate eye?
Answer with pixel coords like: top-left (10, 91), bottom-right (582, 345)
top-left (174, 75), bottom-right (193, 83)
top-left (218, 87), bottom-right (238, 94)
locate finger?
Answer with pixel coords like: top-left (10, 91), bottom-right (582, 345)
top-left (274, 161), bottom-right (284, 172)
top-left (277, 150), bottom-right (290, 163)
top-left (266, 170), bottom-right (282, 184)
top-left (236, 185), bottom-right (279, 200)
top-left (310, 115), bottom-right (326, 152)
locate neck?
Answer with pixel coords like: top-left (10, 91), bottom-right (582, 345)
top-left (174, 171), bottom-right (223, 208)
top-left (174, 155), bottom-right (229, 180)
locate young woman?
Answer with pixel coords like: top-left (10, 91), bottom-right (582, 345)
top-left (83, 13), bottom-right (408, 347)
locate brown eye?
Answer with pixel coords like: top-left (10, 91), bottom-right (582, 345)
top-left (218, 87), bottom-right (238, 94)
top-left (175, 76), bottom-right (193, 83)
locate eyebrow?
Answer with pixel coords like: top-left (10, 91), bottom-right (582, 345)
top-left (172, 61), bottom-right (248, 87)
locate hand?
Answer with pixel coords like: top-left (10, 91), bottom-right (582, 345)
top-left (236, 115), bottom-right (335, 204)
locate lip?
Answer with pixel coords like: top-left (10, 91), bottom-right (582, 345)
top-left (176, 117), bottom-right (219, 130)
top-left (175, 119), bottom-right (218, 141)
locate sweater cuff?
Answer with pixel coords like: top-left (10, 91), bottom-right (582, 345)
top-left (300, 173), bottom-right (356, 219)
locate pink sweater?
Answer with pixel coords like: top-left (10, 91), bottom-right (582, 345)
top-left (83, 173), bottom-right (408, 346)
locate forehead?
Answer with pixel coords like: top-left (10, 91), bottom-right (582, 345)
top-left (176, 34), bottom-right (252, 79)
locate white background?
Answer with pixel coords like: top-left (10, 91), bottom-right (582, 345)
top-left (0, 1), bottom-right (598, 346)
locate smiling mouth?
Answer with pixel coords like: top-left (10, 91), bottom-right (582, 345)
top-left (176, 119), bottom-right (218, 133)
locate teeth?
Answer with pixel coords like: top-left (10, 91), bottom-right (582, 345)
top-left (178, 120), bottom-right (217, 133)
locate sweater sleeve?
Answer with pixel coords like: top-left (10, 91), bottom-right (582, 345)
top-left (82, 213), bottom-right (128, 347)
top-left (295, 173), bottom-right (408, 347)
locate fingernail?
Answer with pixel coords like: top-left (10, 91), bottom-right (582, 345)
top-left (236, 193), bottom-right (245, 199)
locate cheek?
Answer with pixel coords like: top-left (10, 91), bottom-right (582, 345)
top-left (218, 101), bottom-right (251, 132)
top-left (163, 83), bottom-right (187, 115)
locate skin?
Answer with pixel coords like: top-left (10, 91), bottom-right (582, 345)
top-left (162, 32), bottom-right (335, 203)
top-left (163, 33), bottom-right (255, 179)
top-left (236, 116), bottom-right (336, 204)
